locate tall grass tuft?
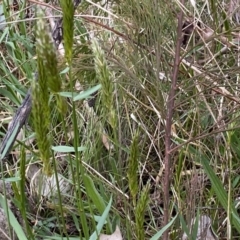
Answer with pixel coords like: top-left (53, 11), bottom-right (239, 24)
top-left (32, 10), bottom-right (56, 176)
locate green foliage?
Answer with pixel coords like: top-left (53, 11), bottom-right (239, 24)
top-left (2, 0), bottom-right (240, 239)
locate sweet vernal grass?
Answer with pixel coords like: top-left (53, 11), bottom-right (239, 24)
top-left (92, 40), bottom-right (116, 130)
top-left (60, 0), bottom-right (74, 63)
top-left (32, 11), bottom-right (55, 176)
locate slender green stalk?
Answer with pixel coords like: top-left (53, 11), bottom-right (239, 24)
top-left (127, 132), bottom-right (139, 207)
top-left (135, 181), bottom-right (150, 240)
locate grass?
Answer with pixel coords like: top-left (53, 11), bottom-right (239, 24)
top-left (1, 0), bottom-right (240, 239)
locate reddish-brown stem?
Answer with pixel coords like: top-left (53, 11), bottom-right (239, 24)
top-left (163, 2), bottom-right (184, 240)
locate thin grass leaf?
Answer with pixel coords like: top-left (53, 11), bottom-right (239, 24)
top-left (0, 194), bottom-right (28, 240)
top-left (191, 211), bottom-right (200, 240)
top-left (150, 214), bottom-right (178, 240)
top-left (0, 121), bottom-right (19, 160)
top-left (0, 89), bottom-right (19, 106)
top-left (60, 67), bottom-right (70, 74)
top-left (58, 92), bottom-right (78, 98)
top-left (58, 84), bottom-right (101, 100)
top-left (0, 26), bottom-right (8, 42)
top-left (52, 146), bottom-right (86, 152)
top-left (83, 174), bottom-right (106, 215)
top-left (73, 84), bottom-right (102, 101)
top-left (179, 214), bottom-right (191, 239)
top-left (201, 156), bottom-right (240, 233)
top-left (89, 196), bottom-right (112, 240)
top-left (52, 146), bottom-right (86, 153)
top-left (2, 177), bottom-right (21, 182)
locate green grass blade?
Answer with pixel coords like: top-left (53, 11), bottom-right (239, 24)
top-left (83, 174), bottom-right (106, 214)
top-left (52, 146), bottom-right (86, 152)
top-left (0, 121), bottom-right (19, 160)
top-left (89, 196), bottom-right (112, 240)
top-left (150, 214), bottom-right (178, 240)
top-left (0, 193), bottom-right (28, 240)
top-left (201, 156), bottom-right (240, 233)
top-left (73, 84), bottom-right (102, 101)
